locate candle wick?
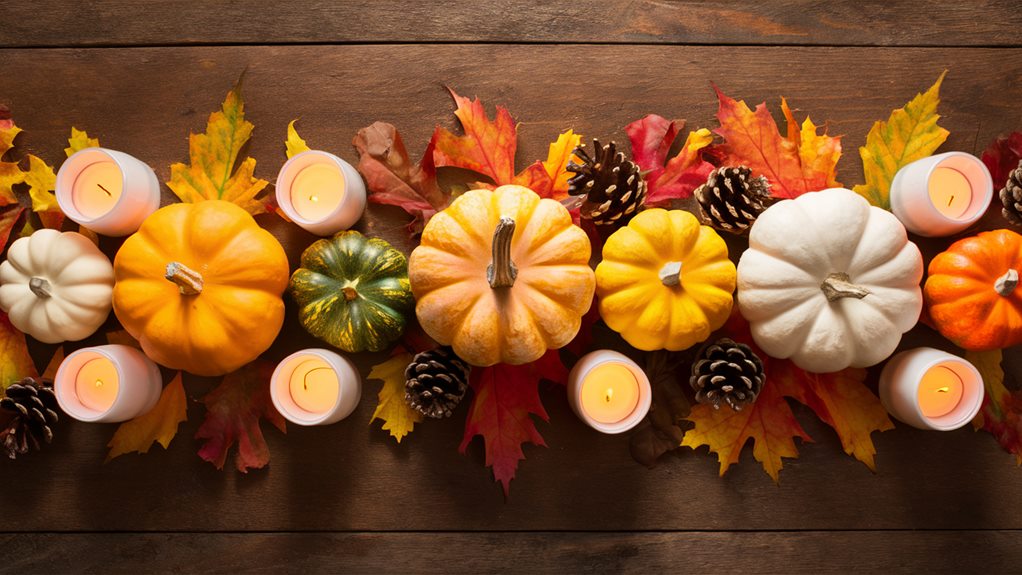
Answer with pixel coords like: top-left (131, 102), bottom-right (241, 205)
top-left (303, 367), bottom-right (331, 391)
top-left (948, 195), bottom-right (954, 207)
top-left (97, 183), bottom-right (112, 197)
top-left (605, 387), bottom-right (613, 403)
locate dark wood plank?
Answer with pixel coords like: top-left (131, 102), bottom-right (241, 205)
top-left (3, 531), bottom-right (1020, 574)
top-left (2, 1), bottom-right (1021, 48)
top-left (1, 45), bottom-right (1022, 532)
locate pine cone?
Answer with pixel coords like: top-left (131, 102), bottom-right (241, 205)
top-left (690, 339), bottom-right (764, 411)
top-left (404, 347), bottom-right (471, 419)
top-left (694, 166), bottom-right (772, 234)
top-left (1, 377), bottom-right (59, 459)
top-left (999, 159), bottom-right (1022, 227)
top-left (566, 139), bottom-right (647, 227)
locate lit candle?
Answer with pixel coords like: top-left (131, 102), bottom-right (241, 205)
top-left (275, 150), bottom-right (366, 236)
top-left (879, 347), bottom-right (984, 431)
top-left (567, 350), bottom-right (651, 434)
top-left (54, 344), bottom-right (163, 423)
top-left (56, 148), bottom-right (161, 237)
top-left (270, 348), bottom-right (361, 425)
top-left (890, 151), bottom-right (993, 237)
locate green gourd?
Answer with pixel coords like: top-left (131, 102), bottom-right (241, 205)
top-left (290, 231), bottom-right (413, 352)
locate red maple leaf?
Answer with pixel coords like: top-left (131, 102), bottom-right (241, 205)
top-left (624, 114), bottom-right (714, 206)
top-left (460, 349), bottom-right (566, 496)
top-left (195, 361), bottom-right (286, 473)
top-left (982, 132), bottom-right (1022, 190)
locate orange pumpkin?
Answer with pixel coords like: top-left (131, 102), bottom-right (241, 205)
top-left (112, 201), bottom-right (290, 376)
top-left (924, 229), bottom-right (1022, 350)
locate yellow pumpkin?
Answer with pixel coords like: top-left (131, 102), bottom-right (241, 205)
top-left (596, 208), bottom-right (736, 351)
top-left (408, 185), bottom-right (595, 366)
top-left (112, 200), bottom-right (290, 376)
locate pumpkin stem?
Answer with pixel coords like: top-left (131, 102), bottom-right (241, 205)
top-left (487, 216), bottom-right (518, 289)
top-left (659, 261), bottom-right (683, 287)
top-left (28, 277), bottom-right (52, 298)
top-left (996, 269), bottom-right (1019, 297)
top-left (342, 286), bottom-right (358, 301)
top-left (820, 272), bottom-right (871, 302)
top-left (165, 262), bottom-right (203, 296)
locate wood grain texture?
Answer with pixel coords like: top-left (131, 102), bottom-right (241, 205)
top-left (2, 1), bottom-right (1021, 48)
top-left (3, 531), bottom-right (1020, 574)
top-left (1, 44), bottom-right (1021, 535)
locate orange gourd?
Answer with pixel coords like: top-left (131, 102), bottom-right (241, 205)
top-left (112, 201), bottom-right (290, 376)
top-left (924, 229), bottom-right (1022, 350)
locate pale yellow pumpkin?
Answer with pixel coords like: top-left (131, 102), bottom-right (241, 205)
top-left (596, 208), bottom-right (736, 351)
top-left (408, 185), bottom-right (595, 366)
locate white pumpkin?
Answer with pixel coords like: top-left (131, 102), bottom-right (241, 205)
top-left (0, 229), bottom-right (115, 343)
top-left (736, 188), bottom-right (923, 373)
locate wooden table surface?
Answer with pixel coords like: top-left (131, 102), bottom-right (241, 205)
top-left (4, 2), bottom-right (1022, 573)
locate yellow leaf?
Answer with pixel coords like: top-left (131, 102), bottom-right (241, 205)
top-left (0, 312), bottom-right (37, 391)
top-left (968, 349), bottom-right (1005, 431)
top-left (65, 127), bottom-right (100, 158)
top-left (106, 373), bottom-right (187, 462)
top-left (853, 71), bottom-right (949, 209)
top-left (369, 353), bottom-right (422, 443)
top-left (541, 129), bottom-right (581, 194)
top-left (168, 81), bottom-right (269, 215)
top-left (24, 155), bottom-right (57, 212)
top-left (285, 120), bottom-right (311, 159)
top-left (782, 98), bottom-right (842, 190)
top-left (0, 123), bottom-right (26, 205)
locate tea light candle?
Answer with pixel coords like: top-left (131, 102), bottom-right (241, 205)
top-left (275, 150), bottom-right (366, 236)
top-left (879, 347), bottom-right (985, 431)
top-left (890, 151), bottom-right (993, 237)
top-left (270, 348), bottom-right (361, 425)
top-left (56, 148), bottom-right (162, 237)
top-left (54, 344), bottom-right (163, 423)
top-left (568, 350), bottom-right (652, 434)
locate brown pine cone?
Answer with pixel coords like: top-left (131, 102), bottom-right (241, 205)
top-left (693, 166), bottom-right (773, 234)
top-left (999, 159), bottom-right (1022, 227)
top-left (1, 378), bottom-right (59, 459)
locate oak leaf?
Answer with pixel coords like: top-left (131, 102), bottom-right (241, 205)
top-left (982, 132), bottom-right (1022, 190)
top-left (624, 114), bottom-right (714, 206)
top-left (968, 349), bottom-right (1022, 464)
top-left (713, 87), bottom-right (841, 199)
top-left (853, 72), bottom-right (948, 209)
top-left (168, 81), bottom-right (270, 215)
top-left (195, 361), bottom-right (286, 472)
top-left (369, 352), bottom-right (423, 443)
top-left (460, 349), bottom-right (565, 496)
top-left (285, 120), bottom-right (311, 159)
top-left (0, 312), bottom-right (36, 391)
top-left (106, 373), bottom-right (187, 462)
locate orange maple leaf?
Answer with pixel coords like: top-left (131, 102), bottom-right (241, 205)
top-left (713, 86), bottom-right (841, 199)
top-left (683, 313), bottom-right (892, 481)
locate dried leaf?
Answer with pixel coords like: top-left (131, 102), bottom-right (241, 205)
top-left (512, 129), bottom-right (581, 200)
top-left (625, 114), bottom-right (714, 206)
top-left (460, 349), bottom-right (564, 496)
top-left (106, 373), bottom-right (187, 462)
top-left (630, 351), bottom-right (691, 468)
top-left (195, 361), bottom-right (286, 472)
top-left (433, 88), bottom-right (519, 185)
top-left (853, 72), bottom-right (948, 209)
top-left (285, 120), bottom-right (311, 159)
top-left (65, 127), bottom-right (99, 158)
top-left (0, 312), bottom-right (37, 391)
top-left (0, 116), bottom-right (59, 226)
top-left (24, 155), bottom-right (58, 213)
top-left (168, 81), bottom-right (269, 215)
top-left (369, 352), bottom-right (423, 443)
top-left (982, 132), bottom-right (1022, 190)
top-left (354, 121), bottom-right (444, 234)
top-left (968, 349), bottom-right (1022, 464)
top-left (712, 87), bottom-right (841, 199)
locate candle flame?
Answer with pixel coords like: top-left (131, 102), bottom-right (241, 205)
top-left (310, 195), bottom-right (319, 203)
top-left (95, 379), bottom-right (103, 388)
top-left (937, 386), bottom-right (950, 393)
top-left (605, 387), bottom-right (613, 403)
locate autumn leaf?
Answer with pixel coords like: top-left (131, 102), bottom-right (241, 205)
top-left (512, 129), bottom-right (581, 200)
top-left (982, 132), bottom-right (1022, 190)
top-left (195, 361), bottom-right (286, 472)
top-left (630, 351), bottom-right (691, 468)
top-left (285, 120), bottom-right (311, 159)
top-left (106, 373), bottom-right (187, 462)
top-left (461, 349), bottom-right (565, 496)
top-left (712, 87), bottom-right (841, 199)
top-left (354, 121), bottom-right (445, 235)
top-left (625, 114), bottom-right (714, 206)
top-left (968, 349), bottom-right (1022, 464)
top-left (0, 312), bottom-right (36, 391)
top-left (853, 72), bottom-right (948, 209)
top-left (369, 352), bottom-right (423, 443)
top-left (168, 81), bottom-right (269, 215)
top-left (0, 113), bottom-right (57, 233)
top-left (65, 127), bottom-right (99, 158)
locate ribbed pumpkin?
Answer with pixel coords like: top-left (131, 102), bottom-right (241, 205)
top-left (925, 229), bottom-right (1022, 350)
top-left (409, 185), bottom-right (595, 366)
top-left (596, 208), bottom-right (736, 351)
top-left (112, 200), bottom-right (289, 376)
top-left (290, 231), bottom-right (413, 353)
